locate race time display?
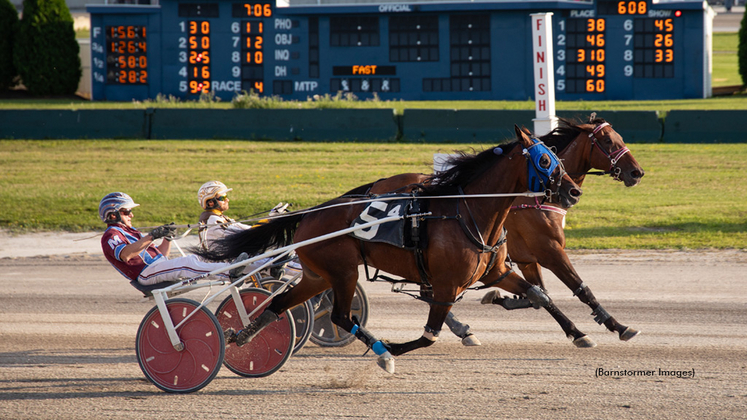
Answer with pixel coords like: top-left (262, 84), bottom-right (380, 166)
top-left (88, 0), bottom-right (713, 101)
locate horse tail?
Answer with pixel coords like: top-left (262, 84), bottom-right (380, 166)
top-left (191, 213), bottom-right (304, 262)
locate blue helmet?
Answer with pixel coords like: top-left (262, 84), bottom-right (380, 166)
top-left (99, 192), bottom-right (140, 223)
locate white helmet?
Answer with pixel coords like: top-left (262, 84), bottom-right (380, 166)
top-left (99, 192), bottom-right (140, 223)
top-left (198, 181), bottom-right (233, 209)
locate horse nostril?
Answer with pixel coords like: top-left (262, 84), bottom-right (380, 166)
top-left (571, 188), bottom-right (582, 198)
top-left (632, 169), bottom-right (644, 179)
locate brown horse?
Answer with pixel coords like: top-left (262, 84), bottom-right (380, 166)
top-left (196, 126), bottom-right (582, 373)
top-left (366, 115), bottom-right (644, 347)
top-left (487, 115), bottom-right (645, 343)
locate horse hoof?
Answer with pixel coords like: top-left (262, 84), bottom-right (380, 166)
top-left (377, 356), bottom-right (395, 374)
top-left (572, 336), bottom-right (597, 348)
top-left (481, 290), bottom-right (501, 305)
top-left (461, 334), bottom-right (482, 346)
top-left (619, 327), bottom-right (640, 341)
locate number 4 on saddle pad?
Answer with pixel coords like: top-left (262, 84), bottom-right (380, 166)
top-left (350, 196), bottom-right (425, 249)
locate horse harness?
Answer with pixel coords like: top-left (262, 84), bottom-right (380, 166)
top-left (356, 186), bottom-right (513, 307)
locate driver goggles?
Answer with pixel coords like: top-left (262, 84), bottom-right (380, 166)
top-left (216, 195), bottom-right (228, 202)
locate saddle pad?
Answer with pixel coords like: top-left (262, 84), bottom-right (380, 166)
top-left (350, 197), bottom-right (409, 248)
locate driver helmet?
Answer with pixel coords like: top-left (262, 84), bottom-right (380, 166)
top-left (99, 192), bottom-right (140, 224)
top-left (198, 181), bottom-right (233, 209)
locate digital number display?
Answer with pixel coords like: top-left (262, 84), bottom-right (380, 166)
top-left (598, 0), bottom-right (648, 15)
top-left (634, 18), bottom-right (675, 78)
top-left (232, 2), bottom-right (273, 18)
top-left (333, 66), bottom-right (396, 76)
top-left (187, 20), bottom-right (211, 94)
top-left (565, 18), bottom-right (606, 93)
top-left (241, 20), bottom-right (265, 94)
top-left (88, 0), bottom-right (708, 101)
top-left (105, 25), bottom-right (148, 84)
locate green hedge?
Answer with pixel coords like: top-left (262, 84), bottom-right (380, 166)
top-left (12, 0), bottom-right (81, 95)
top-left (0, 0), bottom-right (18, 89)
top-left (740, 10), bottom-right (747, 86)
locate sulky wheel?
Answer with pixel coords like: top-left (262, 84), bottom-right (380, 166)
top-left (309, 281), bottom-right (370, 347)
top-left (135, 298), bottom-right (225, 394)
top-left (258, 278), bottom-right (314, 354)
top-left (215, 287), bottom-right (295, 377)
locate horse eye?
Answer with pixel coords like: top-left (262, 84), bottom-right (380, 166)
top-left (539, 155), bottom-right (551, 169)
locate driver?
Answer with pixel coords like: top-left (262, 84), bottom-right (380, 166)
top-left (197, 181), bottom-right (290, 276)
top-left (197, 180), bottom-right (287, 250)
top-left (99, 192), bottom-right (248, 287)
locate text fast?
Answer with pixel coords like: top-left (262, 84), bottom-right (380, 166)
top-left (353, 65), bottom-right (378, 75)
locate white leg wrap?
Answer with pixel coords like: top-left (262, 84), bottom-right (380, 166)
top-left (422, 329), bottom-right (439, 342)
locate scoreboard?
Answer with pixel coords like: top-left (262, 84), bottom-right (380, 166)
top-left (88, 0), bottom-right (713, 101)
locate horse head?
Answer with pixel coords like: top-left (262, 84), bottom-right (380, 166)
top-left (515, 125), bottom-right (582, 209)
top-left (584, 115), bottom-right (645, 187)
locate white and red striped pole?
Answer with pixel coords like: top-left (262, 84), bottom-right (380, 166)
top-left (531, 13), bottom-right (558, 137)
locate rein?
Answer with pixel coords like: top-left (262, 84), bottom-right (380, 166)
top-left (132, 191), bottom-right (547, 232)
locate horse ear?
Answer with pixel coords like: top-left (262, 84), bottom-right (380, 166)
top-left (515, 124), bottom-right (532, 147)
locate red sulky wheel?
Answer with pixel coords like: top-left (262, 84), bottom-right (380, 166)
top-left (258, 278), bottom-right (315, 354)
top-left (135, 298), bottom-right (225, 393)
top-left (215, 287), bottom-right (295, 378)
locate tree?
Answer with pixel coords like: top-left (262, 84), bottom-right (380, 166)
top-left (740, 8), bottom-right (747, 87)
top-left (0, 0), bottom-right (19, 89)
top-left (13, 0), bottom-right (81, 95)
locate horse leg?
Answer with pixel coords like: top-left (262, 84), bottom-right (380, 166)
top-left (483, 270), bottom-right (596, 347)
top-left (233, 268), bottom-right (330, 346)
top-left (573, 283), bottom-right (640, 341)
top-left (387, 301), bottom-right (452, 357)
top-left (421, 282), bottom-right (480, 346)
top-left (444, 311), bottom-right (482, 346)
top-left (518, 261), bottom-right (548, 291)
top-left (541, 251), bottom-right (640, 341)
top-left (309, 269), bottom-right (400, 373)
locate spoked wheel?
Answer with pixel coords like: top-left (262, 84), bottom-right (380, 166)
top-left (136, 298), bottom-right (224, 393)
top-left (259, 278), bottom-right (314, 354)
top-left (215, 287), bottom-right (295, 377)
top-left (310, 281), bottom-right (370, 347)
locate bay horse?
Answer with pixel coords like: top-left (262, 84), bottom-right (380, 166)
top-left (366, 115), bottom-right (644, 347)
top-left (195, 126), bottom-right (582, 373)
top-left (483, 114), bottom-right (645, 343)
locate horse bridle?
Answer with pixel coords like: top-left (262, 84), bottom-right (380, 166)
top-left (588, 122), bottom-right (630, 181)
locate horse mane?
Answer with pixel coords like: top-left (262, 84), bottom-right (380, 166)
top-left (538, 117), bottom-right (608, 153)
top-left (422, 140), bottom-right (522, 195)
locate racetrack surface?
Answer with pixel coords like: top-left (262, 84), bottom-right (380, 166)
top-left (1, 248), bottom-right (745, 419)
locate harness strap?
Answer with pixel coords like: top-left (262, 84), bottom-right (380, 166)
top-left (455, 187), bottom-right (505, 253)
top-left (359, 188), bottom-right (510, 306)
top-left (470, 266), bottom-right (515, 290)
top-left (510, 197), bottom-right (568, 216)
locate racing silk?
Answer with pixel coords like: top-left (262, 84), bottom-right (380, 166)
top-left (198, 210), bottom-right (251, 250)
top-left (101, 224), bottom-right (164, 281)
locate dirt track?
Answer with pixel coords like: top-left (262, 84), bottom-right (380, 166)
top-left (1, 249), bottom-right (746, 419)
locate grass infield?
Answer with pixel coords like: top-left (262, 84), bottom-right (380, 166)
top-left (0, 140), bottom-right (744, 250)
